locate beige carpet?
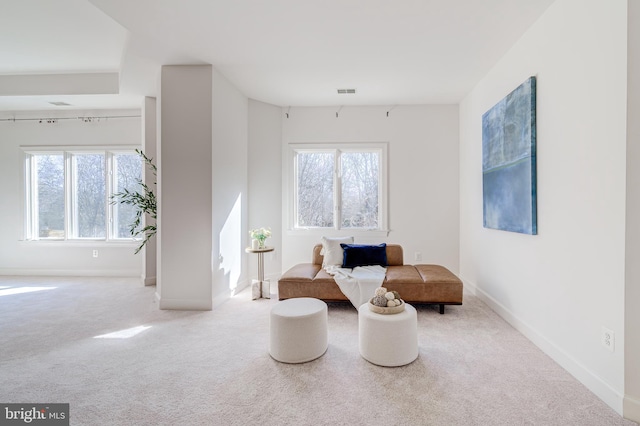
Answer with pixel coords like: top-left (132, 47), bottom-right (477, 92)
top-left (0, 276), bottom-right (636, 426)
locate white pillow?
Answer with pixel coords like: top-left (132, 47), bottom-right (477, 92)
top-left (321, 236), bottom-right (354, 267)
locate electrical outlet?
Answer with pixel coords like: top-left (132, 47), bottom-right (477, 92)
top-left (601, 327), bottom-right (615, 352)
top-left (414, 252), bottom-right (422, 262)
top-left (92, 250), bottom-right (99, 258)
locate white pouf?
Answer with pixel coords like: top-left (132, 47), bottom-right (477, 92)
top-left (269, 297), bottom-right (328, 363)
top-left (358, 303), bottom-right (418, 367)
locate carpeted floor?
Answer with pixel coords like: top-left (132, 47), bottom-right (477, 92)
top-left (0, 276), bottom-right (636, 426)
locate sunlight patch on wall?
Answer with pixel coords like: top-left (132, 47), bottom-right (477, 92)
top-left (219, 193), bottom-right (242, 292)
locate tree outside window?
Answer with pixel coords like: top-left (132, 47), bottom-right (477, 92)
top-left (292, 143), bottom-right (387, 232)
top-left (25, 148), bottom-right (142, 242)
top-left (113, 153), bottom-right (143, 239)
top-left (341, 151), bottom-right (379, 229)
top-left (35, 154), bottom-right (64, 238)
top-left (296, 151), bottom-right (334, 227)
top-left (73, 153), bottom-right (106, 238)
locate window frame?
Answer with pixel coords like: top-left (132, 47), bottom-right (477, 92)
top-left (287, 142), bottom-right (389, 237)
top-left (21, 145), bottom-right (143, 244)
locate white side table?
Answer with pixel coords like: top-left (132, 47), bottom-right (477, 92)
top-left (245, 247), bottom-right (274, 299)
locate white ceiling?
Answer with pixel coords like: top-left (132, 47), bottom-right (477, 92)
top-left (0, 0), bottom-right (556, 111)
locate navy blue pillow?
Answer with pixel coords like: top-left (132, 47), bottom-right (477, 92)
top-left (340, 243), bottom-right (388, 268)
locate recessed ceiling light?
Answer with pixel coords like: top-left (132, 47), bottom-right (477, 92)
top-left (49, 101), bottom-right (72, 106)
top-left (337, 89), bottom-right (356, 94)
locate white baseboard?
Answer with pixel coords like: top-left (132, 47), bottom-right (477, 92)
top-left (0, 268), bottom-right (141, 278)
top-left (462, 275), bottom-right (624, 416)
top-left (154, 273), bottom-right (284, 310)
top-left (158, 296), bottom-right (212, 310)
top-left (232, 273), bottom-right (281, 298)
top-left (144, 276), bottom-right (156, 286)
top-left (265, 273), bottom-right (281, 299)
top-left (212, 290), bottom-right (231, 308)
top-left (624, 395), bottom-right (640, 422)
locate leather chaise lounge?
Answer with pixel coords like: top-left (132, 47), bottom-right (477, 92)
top-left (278, 244), bottom-right (463, 314)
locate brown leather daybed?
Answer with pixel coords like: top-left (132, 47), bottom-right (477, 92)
top-left (278, 244), bottom-right (463, 314)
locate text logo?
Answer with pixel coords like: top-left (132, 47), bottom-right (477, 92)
top-left (0, 404), bottom-right (68, 426)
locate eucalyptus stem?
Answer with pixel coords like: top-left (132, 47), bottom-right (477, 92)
top-left (110, 149), bottom-right (157, 254)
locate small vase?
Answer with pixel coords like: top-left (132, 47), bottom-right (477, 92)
top-left (258, 239), bottom-right (266, 249)
top-left (251, 239), bottom-right (259, 250)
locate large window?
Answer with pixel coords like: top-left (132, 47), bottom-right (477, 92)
top-left (24, 148), bottom-right (142, 241)
top-left (289, 143), bottom-right (388, 234)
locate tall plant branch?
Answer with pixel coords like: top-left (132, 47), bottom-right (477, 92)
top-left (110, 149), bottom-right (157, 254)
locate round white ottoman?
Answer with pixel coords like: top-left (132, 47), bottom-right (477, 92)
top-left (358, 303), bottom-right (418, 367)
top-left (269, 297), bottom-right (328, 363)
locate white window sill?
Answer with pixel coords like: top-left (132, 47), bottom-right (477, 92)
top-left (286, 228), bottom-right (390, 238)
top-left (18, 239), bottom-right (140, 248)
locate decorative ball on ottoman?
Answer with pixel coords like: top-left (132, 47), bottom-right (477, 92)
top-left (372, 295), bottom-right (388, 307)
top-left (374, 287), bottom-right (388, 297)
top-left (369, 287), bottom-right (405, 314)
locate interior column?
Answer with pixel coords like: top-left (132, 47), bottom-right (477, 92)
top-left (157, 65), bottom-right (213, 310)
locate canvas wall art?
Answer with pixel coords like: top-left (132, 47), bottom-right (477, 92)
top-left (482, 76), bottom-right (537, 235)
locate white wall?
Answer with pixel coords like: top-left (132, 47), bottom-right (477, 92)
top-left (460, 0), bottom-right (628, 414)
top-left (248, 100), bottom-right (282, 284)
top-left (0, 110), bottom-right (142, 277)
top-left (281, 105), bottom-right (459, 272)
top-left (625, 0), bottom-right (640, 421)
top-left (211, 69), bottom-right (249, 303)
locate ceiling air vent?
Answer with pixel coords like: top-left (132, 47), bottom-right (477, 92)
top-left (337, 89), bottom-right (356, 94)
top-left (49, 101), bottom-right (72, 106)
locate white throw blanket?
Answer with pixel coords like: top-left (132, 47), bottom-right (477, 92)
top-left (324, 265), bottom-right (387, 308)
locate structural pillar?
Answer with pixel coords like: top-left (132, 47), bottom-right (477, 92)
top-left (157, 65), bottom-right (213, 310)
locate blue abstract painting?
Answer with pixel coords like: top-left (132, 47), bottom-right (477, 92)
top-left (482, 76), bottom-right (537, 235)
